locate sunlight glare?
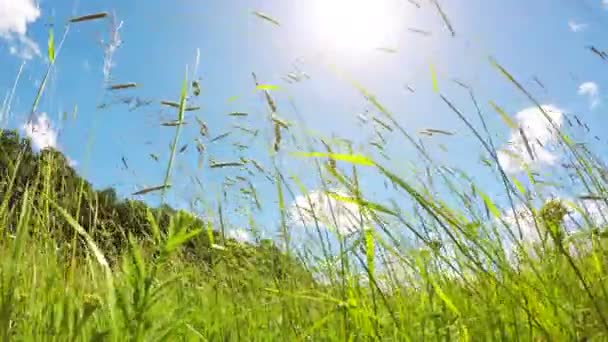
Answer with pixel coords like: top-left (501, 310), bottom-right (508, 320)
top-left (312, 0), bottom-right (398, 53)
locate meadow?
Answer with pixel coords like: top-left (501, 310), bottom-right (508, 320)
top-left (2, 4), bottom-right (608, 341)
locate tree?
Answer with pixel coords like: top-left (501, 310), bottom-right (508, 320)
top-left (0, 129), bottom-right (312, 283)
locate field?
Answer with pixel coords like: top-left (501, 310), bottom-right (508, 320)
top-left (2, 1), bottom-right (608, 341)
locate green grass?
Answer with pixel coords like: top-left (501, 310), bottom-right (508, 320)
top-left (2, 8), bottom-right (608, 342)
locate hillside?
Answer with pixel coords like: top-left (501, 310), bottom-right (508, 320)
top-left (0, 129), bottom-right (309, 281)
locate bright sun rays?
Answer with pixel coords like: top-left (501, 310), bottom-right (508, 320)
top-left (310, 0), bottom-right (402, 53)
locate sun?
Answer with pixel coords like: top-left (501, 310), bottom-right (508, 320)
top-left (311, 0), bottom-right (399, 53)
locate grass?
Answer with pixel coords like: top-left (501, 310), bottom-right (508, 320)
top-left (2, 5), bottom-right (608, 342)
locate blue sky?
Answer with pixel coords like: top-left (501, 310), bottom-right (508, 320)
top-left (2, 0), bottom-right (608, 244)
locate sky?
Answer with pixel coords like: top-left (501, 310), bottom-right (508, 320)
top-left (1, 0), bottom-right (608, 245)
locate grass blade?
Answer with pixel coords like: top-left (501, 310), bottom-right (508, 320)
top-left (252, 11), bottom-right (281, 26)
top-left (47, 27), bottom-right (55, 64)
top-left (292, 152), bottom-right (374, 166)
top-left (430, 63), bottom-right (439, 93)
top-left (108, 82), bottom-right (137, 90)
top-left (69, 12), bottom-right (108, 23)
top-left (489, 101), bottom-right (518, 130)
top-left (430, 0), bottom-right (455, 36)
top-left (255, 84), bottom-right (280, 92)
top-left (132, 184), bottom-right (171, 196)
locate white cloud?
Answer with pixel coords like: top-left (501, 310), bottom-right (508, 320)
top-left (578, 82), bottom-right (598, 97)
top-left (67, 157), bottom-right (78, 167)
top-left (22, 113), bottom-right (58, 151)
top-left (0, 0), bottom-right (40, 59)
top-left (0, 0), bottom-right (39, 35)
top-left (227, 229), bottom-right (252, 243)
top-left (500, 204), bottom-right (542, 244)
top-left (289, 189), bottom-right (364, 236)
top-left (497, 105), bottom-right (564, 174)
top-left (562, 199), bottom-right (608, 256)
top-left (498, 202), bottom-right (567, 263)
top-left (603, 0), bottom-right (608, 9)
top-left (568, 20), bottom-right (588, 33)
top-left (578, 81), bottom-right (600, 109)
top-left (569, 199), bottom-right (608, 230)
top-left (21, 114), bottom-right (80, 167)
top-left (498, 203), bottom-right (568, 264)
top-left (503, 200), bottom-right (608, 240)
top-left (498, 198), bottom-right (608, 262)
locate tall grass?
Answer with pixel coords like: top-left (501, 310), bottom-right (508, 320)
top-left (1, 6), bottom-right (608, 342)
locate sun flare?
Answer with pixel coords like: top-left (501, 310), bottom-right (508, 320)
top-left (311, 0), bottom-right (399, 53)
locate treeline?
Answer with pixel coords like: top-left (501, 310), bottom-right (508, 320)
top-left (0, 129), bottom-right (311, 283)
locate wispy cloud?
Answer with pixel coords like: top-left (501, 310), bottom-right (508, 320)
top-left (0, 0), bottom-right (40, 59)
top-left (22, 113), bottom-right (58, 151)
top-left (603, 0), bottom-right (608, 9)
top-left (103, 13), bottom-right (123, 82)
top-left (497, 105), bottom-right (564, 174)
top-left (289, 189), bottom-right (364, 236)
top-left (568, 20), bottom-right (588, 33)
top-left (578, 81), bottom-right (600, 109)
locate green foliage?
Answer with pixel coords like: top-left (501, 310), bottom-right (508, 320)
top-left (0, 130), bottom-right (308, 280)
top-left (3, 115), bottom-right (608, 340)
top-left (540, 199), bottom-right (568, 243)
top-left (3, 6), bottom-right (608, 338)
